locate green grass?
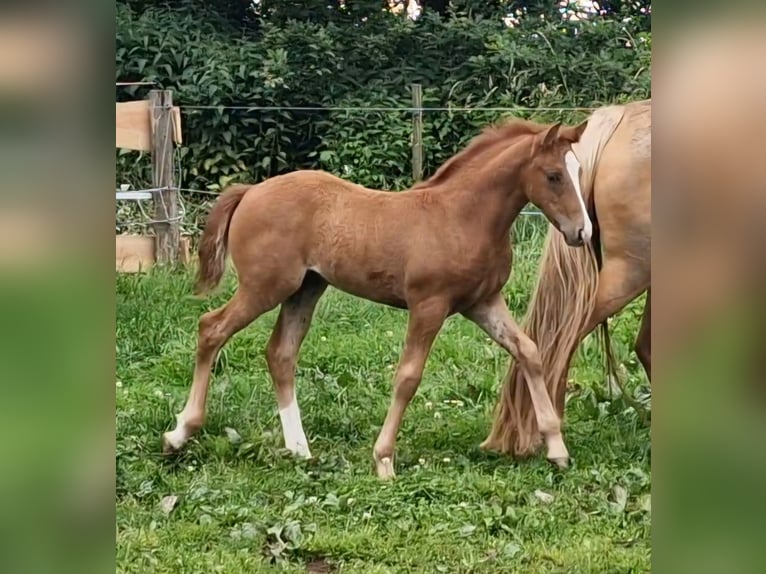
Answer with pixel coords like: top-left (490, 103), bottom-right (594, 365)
top-left (116, 223), bottom-right (650, 573)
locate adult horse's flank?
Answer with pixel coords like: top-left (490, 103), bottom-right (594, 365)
top-left (483, 100), bottom-right (651, 458)
top-left (163, 117), bottom-right (600, 479)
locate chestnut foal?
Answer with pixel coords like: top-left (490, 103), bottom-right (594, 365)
top-left (163, 118), bottom-right (592, 479)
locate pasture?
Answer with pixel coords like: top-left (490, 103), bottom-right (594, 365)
top-left (116, 221), bottom-right (650, 573)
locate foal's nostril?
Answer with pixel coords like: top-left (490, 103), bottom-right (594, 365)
top-left (577, 228), bottom-right (586, 243)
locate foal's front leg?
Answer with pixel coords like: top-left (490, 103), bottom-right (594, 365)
top-left (373, 298), bottom-right (449, 480)
top-left (464, 293), bottom-right (569, 467)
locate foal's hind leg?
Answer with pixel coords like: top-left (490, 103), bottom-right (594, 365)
top-left (162, 289), bottom-right (282, 454)
top-left (162, 290), bottom-right (269, 453)
top-left (465, 293), bottom-right (569, 467)
top-left (266, 273), bottom-right (327, 458)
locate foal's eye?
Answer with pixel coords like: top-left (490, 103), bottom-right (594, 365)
top-left (546, 171), bottom-right (562, 184)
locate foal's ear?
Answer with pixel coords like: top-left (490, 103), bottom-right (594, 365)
top-left (560, 119), bottom-right (588, 143)
top-left (562, 120), bottom-right (588, 143)
top-left (540, 122), bottom-right (562, 148)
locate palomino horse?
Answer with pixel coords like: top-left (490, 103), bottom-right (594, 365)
top-left (162, 117), bottom-right (610, 479)
top-left (482, 99), bottom-right (651, 458)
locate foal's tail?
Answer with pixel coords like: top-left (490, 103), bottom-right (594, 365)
top-left (194, 184), bottom-right (251, 296)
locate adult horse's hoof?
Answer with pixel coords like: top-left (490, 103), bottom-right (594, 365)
top-left (375, 456), bottom-right (396, 480)
top-left (548, 456), bottom-right (569, 470)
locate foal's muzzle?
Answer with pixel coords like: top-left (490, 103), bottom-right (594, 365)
top-left (562, 226), bottom-right (584, 247)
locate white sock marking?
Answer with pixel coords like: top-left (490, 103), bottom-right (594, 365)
top-left (279, 399), bottom-right (311, 458)
top-left (564, 149), bottom-right (593, 242)
top-left (164, 412), bottom-right (191, 450)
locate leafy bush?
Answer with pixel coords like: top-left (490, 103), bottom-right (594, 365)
top-left (116, 1), bottom-right (650, 232)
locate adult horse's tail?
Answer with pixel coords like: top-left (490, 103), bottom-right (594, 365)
top-left (481, 104), bottom-right (626, 457)
top-left (194, 184), bottom-right (251, 296)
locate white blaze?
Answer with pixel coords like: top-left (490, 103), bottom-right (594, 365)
top-left (564, 149), bottom-right (592, 242)
top-left (279, 399), bottom-right (312, 458)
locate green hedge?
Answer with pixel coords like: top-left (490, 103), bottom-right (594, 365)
top-left (116, 2), bottom-right (650, 201)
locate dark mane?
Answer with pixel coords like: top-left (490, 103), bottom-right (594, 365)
top-left (413, 119), bottom-right (547, 189)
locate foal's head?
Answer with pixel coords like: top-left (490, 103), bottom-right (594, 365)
top-left (521, 121), bottom-right (591, 246)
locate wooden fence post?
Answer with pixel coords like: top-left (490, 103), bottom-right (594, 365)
top-left (150, 89), bottom-right (179, 265)
top-left (411, 83), bottom-right (423, 182)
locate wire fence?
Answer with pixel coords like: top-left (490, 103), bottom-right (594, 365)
top-left (179, 105), bottom-right (598, 113)
top-left (116, 100), bottom-right (576, 237)
top-left (116, 83), bottom-right (599, 113)
top-left (116, 182), bottom-right (546, 238)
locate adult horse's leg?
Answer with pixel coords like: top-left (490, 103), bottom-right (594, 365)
top-left (634, 289), bottom-right (651, 381)
top-left (464, 293), bottom-right (569, 467)
top-left (162, 289), bottom-right (276, 454)
top-left (553, 258), bottom-right (649, 415)
top-left (265, 272), bottom-right (327, 458)
top-left (373, 298), bottom-right (450, 480)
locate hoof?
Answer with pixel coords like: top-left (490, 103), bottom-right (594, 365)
top-left (161, 433), bottom-right (181, 456)
top-left (548, 456), bottom-right (569, 470)
top-left (293, 443), bottom-right (313, 460)
top-left (375, 456), bottom-right (396, 480)
top-left (291, 448), bottom-right (313, 460)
